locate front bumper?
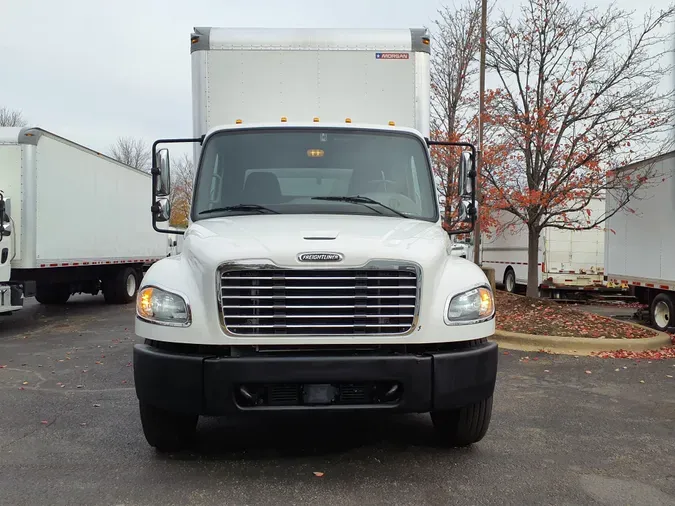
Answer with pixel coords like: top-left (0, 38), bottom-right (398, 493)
top-left (133, 340), bottom-right (498, 415)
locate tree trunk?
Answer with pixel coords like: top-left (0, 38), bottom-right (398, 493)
top-left (526, 226), bottom-right (540, 298)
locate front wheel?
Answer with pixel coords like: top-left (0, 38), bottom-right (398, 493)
top-left (431, 396), bottom-right (493, 447)
top-left (139, 403), bottom-right (198, 453)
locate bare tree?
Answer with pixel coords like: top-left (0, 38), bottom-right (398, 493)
top-left (169, 153), bottom-right (195, 228)
top-left (429, 0), bottom-right (488, 233)
top-left (483, 0), bottom-right (675, 297)
top-left (0, 107), bottom-right (27, 127)
top-left (108, 136), bottom-right (151, 172)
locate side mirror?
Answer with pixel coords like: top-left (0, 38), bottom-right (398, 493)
top-left (152, 198), bottom-right (172, 222)
top-left (155, 149), bottom-right (171, 197)
top-left (457, 152), bottom-right (474, 197)
top-left (0, 195), bottom-right (8, 240)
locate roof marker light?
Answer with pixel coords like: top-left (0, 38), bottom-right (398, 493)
top-left (235, 119), bottom-right (243, 124)
top-left (345, 118), bottom-right (352, 123)
top-left (281, 116), bottom-right (288, 122)
top-left (388, 121), bottom-right (396, 126)
top-left (313, 117), bottom-right (320, 123)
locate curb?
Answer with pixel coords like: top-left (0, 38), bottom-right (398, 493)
top-left (491, 325), bottom-right (673, 356)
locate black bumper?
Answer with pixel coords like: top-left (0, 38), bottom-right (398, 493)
top-left (133, 341), bottom-right (498, 415)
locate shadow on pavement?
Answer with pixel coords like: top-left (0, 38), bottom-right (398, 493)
top-left (157, 411), bottom-right (479, 461)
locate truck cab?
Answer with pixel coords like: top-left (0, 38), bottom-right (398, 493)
top-left (0, 193), bottom-right (22, 314)
top-left (132, 28), bottom-right (498, 453)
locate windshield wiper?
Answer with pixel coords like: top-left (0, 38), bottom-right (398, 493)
top-left (312, 195), bottom-right (409, 218)
top-left (198, 204), bottom-right (280, 215)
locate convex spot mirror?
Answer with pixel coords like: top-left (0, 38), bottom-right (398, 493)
top-left (457, 199), bottom-right (477, 223)
top-left (153, 198), bottom-right (171, 223)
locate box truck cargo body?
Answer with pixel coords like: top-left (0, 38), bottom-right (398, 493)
top-left (0, 127), bottom-right (170, 314)
top-left (133, 27), bottom-right (498, 452)
top-left (605, 151), bottom-right (675, 331)
top-left (189, 27), bottom-right (430, 163)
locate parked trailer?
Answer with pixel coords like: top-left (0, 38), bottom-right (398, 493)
top-left (480, 196), bottom-right (614, 297)
top-left (605, 151), bottom-right (675, 331)
top-left (0, 127), bottom-right (170, 315)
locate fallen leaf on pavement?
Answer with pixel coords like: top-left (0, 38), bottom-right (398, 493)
top-left (585, 370), bottom-right (592, 374)
top-left (593, 347), bottom-right (675, 360)
top-left (41, 420), bottom-right (48, 425)
top-left (93, 403), bottom-right (101, 408)
top-left (313, 472), bottom-right (324, 477)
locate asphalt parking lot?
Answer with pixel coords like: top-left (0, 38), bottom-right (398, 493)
top-left (1, 297), bottom-right (674, 506)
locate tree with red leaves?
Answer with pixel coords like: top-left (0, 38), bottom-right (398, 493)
top-left (482, 0), bottom-right (675, 297)
top-left (429, 0), bottom-right (492, 234)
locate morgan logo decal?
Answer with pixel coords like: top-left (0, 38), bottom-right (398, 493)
top-left (376, 52), bottom-right (410, 60)
top-left (297, 252), bottom-right (344, 262)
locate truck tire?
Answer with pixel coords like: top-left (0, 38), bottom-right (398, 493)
top-left (503, 268), bottom-right (516, 293)
top-left (139, 403), bottom-right (198, 453)
top-left (650, 293), bottom-right (674, 332)
top-left (431, 396), bottom-right (493, 447)
top-left (103, 267), bottom-right (139, 304)
top-left (35, 283), bottom-right (71, 305)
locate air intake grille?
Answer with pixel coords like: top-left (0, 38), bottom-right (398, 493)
top-left (218, 265), bottom-right (419, 336)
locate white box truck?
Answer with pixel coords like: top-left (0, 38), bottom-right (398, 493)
top-left (0, 127), bottom-right (170, 315)
top-left (132, 27), bottom-right (498, 452)
top-left (480, 196), bottom-right (613, 297)
top-left (605, 151), bottom-right (675, 331)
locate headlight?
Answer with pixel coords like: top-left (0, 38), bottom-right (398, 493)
top-left (136, 286), bottom-right (190, 326)
top-left (445, 285), bottom-right (494, 325)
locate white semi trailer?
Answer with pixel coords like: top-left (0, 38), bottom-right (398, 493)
top-left (480, 196), bottom-right (615, 297)
top-left (0, 127), bottom-right (170, 315)
top-left (605, 150), bottom-right (675, 331)
top-left (132, 27), bottom-right (498, 452)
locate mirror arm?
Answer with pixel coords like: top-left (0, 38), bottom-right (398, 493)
top-left (151, 137), bottom-right (203, 236)
top-left (427, 139), bottom-right (478, 237)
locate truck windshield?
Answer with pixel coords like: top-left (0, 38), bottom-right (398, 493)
top-left (191, 128), bottom-right (438, 222)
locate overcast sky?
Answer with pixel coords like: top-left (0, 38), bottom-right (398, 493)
top-left (1, 0), bottom-right (671, 158)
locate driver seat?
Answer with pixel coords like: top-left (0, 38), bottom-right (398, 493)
top-left (241, 172), bottom-right (282, 204)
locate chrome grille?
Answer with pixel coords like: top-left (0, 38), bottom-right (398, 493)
top-left (218, 264), bottom-right (420, 336)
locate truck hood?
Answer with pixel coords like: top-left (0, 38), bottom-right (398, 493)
top-left (182, 214), bottom-right (451, 268)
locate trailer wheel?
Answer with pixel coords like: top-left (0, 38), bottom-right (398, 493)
top-left (35, 283), bottom-right (71, 305)
top-left (103, 267), bottom-right (139, 304)
top-left (431, 395), bottom-right (493, 447)
top-left (503, 268), bottom-right (516, 293)
top-left (650, 293), bottom-right (674, 332)
top-left (139, 402), bottom-right (198, 453)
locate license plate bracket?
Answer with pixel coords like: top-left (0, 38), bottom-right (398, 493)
top-left (302, 384), bottom-right (337, 405)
